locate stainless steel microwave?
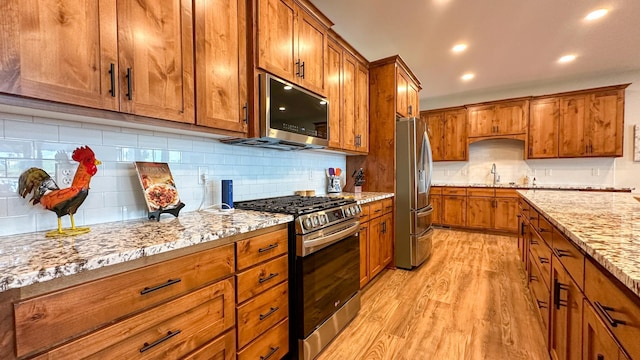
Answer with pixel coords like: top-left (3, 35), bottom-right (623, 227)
top-left (220, 73), bottom-right (329, 151)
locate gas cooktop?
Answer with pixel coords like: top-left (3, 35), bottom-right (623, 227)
top-left (234, 195), bottom-right (355, 216)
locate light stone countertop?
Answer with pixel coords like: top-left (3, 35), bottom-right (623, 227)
top-left (434, 183), bottom-right (633, 191)
top-left (0, 209), bottom-right (293, 293)
top-left (518, 190), bottom-right (640, 298)
top-left (335, 191), bottom-right (395, 204)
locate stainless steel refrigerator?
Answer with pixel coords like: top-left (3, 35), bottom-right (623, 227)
top-left (395, 117), bottom-right (433, 269)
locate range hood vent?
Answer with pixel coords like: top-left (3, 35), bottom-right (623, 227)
top-left (219, 137), bottom-right (324, 151)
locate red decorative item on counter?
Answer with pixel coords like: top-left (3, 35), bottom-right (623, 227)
top-left (18, 146), bottom-right (102, 237)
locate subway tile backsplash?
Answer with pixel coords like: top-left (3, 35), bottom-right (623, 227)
top-left (0, 109), bottom-right (345, 236)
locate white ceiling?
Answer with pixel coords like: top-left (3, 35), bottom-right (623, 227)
top-left (309, 0), bottom-right (640, 101)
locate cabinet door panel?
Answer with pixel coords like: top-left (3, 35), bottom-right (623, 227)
top-left (194, 0), bottom-right (247, 133)
top-left (257, 0), bottom-right (295, 80)
top-left (369, 218), bottom-right (383, 278)
top-left (495, 101), bottom-right (527, 134)
top-left (494, 197), bottom-right (519, 232)
top-left (117, 0), bottom-right (194, 123)
top-left (425, 112), bottom-right (444, 161)
top-left (583, 301), bottom-right (623, 360)
top-left (559, 95), bottom-right (587, 157)
top-left (380, 212), bottom-right (393, 267)
top-left (296, 9), bottom-right (325, 94)
top-left (529, 98), bottom-right (559, 158)
top-left (396, 69), bottom-right (408, 117)
top-left (444, 109), bottom-right (468, 161)
top-left (442, 196), bottom-right (466, 227)
top-left (0, 0), bottom-right (118, 110)
top-left (355, 62), bottom-right (369, 152)
top-left (550, 260), bottom-right (583, 360)
top-left (430, 195), bottom-right (441, 225)
top-left (467, 106), bottom-right (495, 137)
top-left (466, 197), bottom-right (493, 229)
top-left (589, 90), bottom-right (624, 156)
top-left (326, 38), bottom-right (342, 148)
top-left (342, 52), bottom-right (356, 151)
top-left (408, 82), bottom-right (419, 116)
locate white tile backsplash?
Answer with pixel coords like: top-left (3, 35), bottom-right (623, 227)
top-left (0, 108), bottom-right (346, 236)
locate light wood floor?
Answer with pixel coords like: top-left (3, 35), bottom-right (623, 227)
top-left (316, 229), bottom-right (550, 360)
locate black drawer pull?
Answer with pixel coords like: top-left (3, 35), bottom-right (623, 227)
top-left (597, 355), bottom-right (604, 360)
top-left (259, 272), bottom-right (279, 284)
top-left (553, 279), bottom-right (569, 309)
top-left (553, 248), bottom-right (572, 258)
top-left (141, 278), bottom-right (182, 295)
top-left (529, 275), bottom-right (538, 282)
top-left (536, 299), bottom-right (547, 309)
top-left (261, 346), bottom-right (280, 360)
top-left (539, 228), bottom-right (548, 233)
top-left (258, 243), bottom-right (279, 253)
top-left (125, 67), bottom-right (133, 100)
top-left (529, 239), bottom-right (538, 245)
top-left (259, 306), bottom-right (279, 321)
top-left (108, 63), bottom-right (116, 97)
top-left (538, 256), bottom-right (549, 264)
top-left (530, 216), bottom-right (538, 220)
top-left (140, 330), bottom-right (181, 353)
top-left (594, 301), bottom-right (627, 327)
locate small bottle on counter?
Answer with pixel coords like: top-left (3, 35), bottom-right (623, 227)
top-left (522, 174), bottom-right (529, 186)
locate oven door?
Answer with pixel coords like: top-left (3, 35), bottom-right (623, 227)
top-left (296, 230), bottom-right (360, 338)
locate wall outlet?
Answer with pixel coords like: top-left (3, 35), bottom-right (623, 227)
top-left (55, 162), bottom-right (77, 186)
top-left (198, 166), bottom-right (208, 184)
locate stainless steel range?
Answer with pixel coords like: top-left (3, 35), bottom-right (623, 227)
top-left (235, 195), bottom-right (362, 360)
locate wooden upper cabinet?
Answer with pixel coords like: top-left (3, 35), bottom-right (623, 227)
top-left (256, 0), bottom-right (327, 95)
top-left (342, 51), bottom-right (357, 151)
top-left (396, 67), bottom-right (420, 118)
top-left (468, 100), bottom-right (528, 138)
top-left (529, 97), bottom-right (560, 159)
top-left (326, 37), bottom-right (342, 148)
top-left (116, 0), bottom-right (194, 123)
top-left (0, 0), bottom-right (119, 111)
top-left (588, 88), bottom-right (624, 157)
top-left (423, 108), bottom-right (467, 161)
top-left (194, 0), bottom-right (248, 133)
top-left (559, 95), bottom-right (588, 157)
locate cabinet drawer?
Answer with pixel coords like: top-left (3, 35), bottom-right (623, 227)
top-left (536, 216), bottom-right (553, 246)
top-left (237, 281), bottom-right (288, 348)
top-left (442, 187), bottom-right (466, 195)
top-left (14, 244), bottom-right (235, 358)
top-left (236, 254), bottom-right (288, 303)
top-left (467, 188), bottom-right (494, 197)
top-left (527, 208), bottom-right (540, 232)
top-left (34, 278), bottom-right (235, 359)
top-left (382, 198), bottom-right (394, 213)
top-left (585, 260), bottom-right (640, 359)
top-left (237, 318), bottom-right (289, 360)
top-left (359, 204), bottom-right (371, 223)
top-left (529, 257), bottom-right (550, 340)
top-left (182, 330), bottom-right (235, 360)
top-left (529, 233), bottom-right (552, 290)
top-left (369, 201), bottom-right (384, 219)
top-left (551, 230), bottom-right (585, 291)
top-left (430, 187), bottom-right (443, 195)
top-left (236, 228), bottom-right (288, 271)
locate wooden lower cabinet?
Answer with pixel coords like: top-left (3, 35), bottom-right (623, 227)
top-left (359, 198), bottom-right (394, 288)
top-left (550, 257), bottom-right (583, 360)
top-left (441, 188), bottom-right (466, 227)
top-left (466, 193), bottom-right (493, 229)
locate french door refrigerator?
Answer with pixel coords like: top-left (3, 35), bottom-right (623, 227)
top-left (395, 117), bottom-right (433, 269)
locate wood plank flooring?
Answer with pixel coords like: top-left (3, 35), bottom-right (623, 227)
top-left (316, 229), bottom-right (549, 360)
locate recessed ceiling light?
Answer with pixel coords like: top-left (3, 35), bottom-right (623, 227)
top-left (452, 43), bottom-right (467, 53)
top-left (461, 73), bottom-right (475, 81)
top-left (558, 54), bottom-right (576, 63)
top-left (585, 8), bottom-right (608, 21)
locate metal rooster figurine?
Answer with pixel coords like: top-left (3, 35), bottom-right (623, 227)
top-left (18, 146), bottom-right (102, 237)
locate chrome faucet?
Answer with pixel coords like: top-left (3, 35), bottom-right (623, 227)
top-left (490, 163), bottom-right (497, 185)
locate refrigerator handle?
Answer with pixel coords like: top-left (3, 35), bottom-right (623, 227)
top-left (422, 130), bottom-right (433, 196)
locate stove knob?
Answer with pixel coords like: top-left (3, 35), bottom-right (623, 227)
top-left (312, 216), bottom-right (320, 227)
top-left (355, 205), bottom-right (362, 214)
top-left (344, 207), bottom-right (352, 216)
top-left (303, 218), bottom-right (313, 229)
top-left (319, 215), bottom-right (327, 225)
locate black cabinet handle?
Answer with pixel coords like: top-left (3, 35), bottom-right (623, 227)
top-left (597, 355), bottom-right (604, 360)
top-left (539, 228), bottom-right (548, 233)
top-left (529, 239), bottom-right (538, 245)
top-left (594, 301), bottom-right (627, 327)
top-left (295, 59), bottom-right (301, 77)
top-left (300, 61), bottom-right (305, 79)
top-left (243, 102), bottom-right (248, 124)
top-left (260, 346), bottom-right (280, 360)
top-left (408, 104), bottom-right (413, 115)
top-left (529, 275), bottom-right (538, 282)
top-left (258, 272), bottom-right (279, 284)
top-left (108, 63), bottom-right (116, 97)
top-left (536, 299), bottom-right (547, 309)
top-left (140, 278), bottom-right (181, 295)
top-left (258, 243), bottom-right (278, 253)
top-left (553, 279), bottom-right (569, 309)
top-left (140, 330), bottom-right (181, 353)
top-left (125, 67), bottom-right (133, 100)
top-left (538, 256), bottom-right (549, 264)
top-left (553, 248), bottom-right (572, 258)
top-left (259, 306), bottom-right (279, 321)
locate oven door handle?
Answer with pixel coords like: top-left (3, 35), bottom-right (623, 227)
top-left (303, 220), bottom-right (360, 254)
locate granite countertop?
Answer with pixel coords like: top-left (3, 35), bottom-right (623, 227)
top-left (518, 190), bottom-right (640, 298)
top-left (0, 209), bottom-right (293, 293)
top-left (336, 191), bottom-right (395, 204)
top-left (434, 183), bottom-right (633, 191)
